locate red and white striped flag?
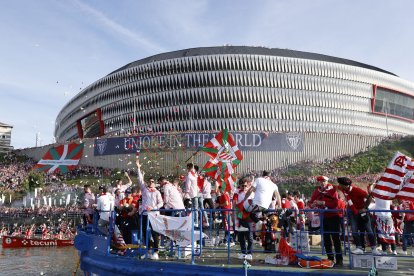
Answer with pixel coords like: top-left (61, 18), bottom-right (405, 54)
top-left (372, 152), bottom-right (412, 200)
top-left (396, 158), bottom-right (414, 201)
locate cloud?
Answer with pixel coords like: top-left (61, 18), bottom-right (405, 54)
top-left (73, 0), bottom-right (166, 53)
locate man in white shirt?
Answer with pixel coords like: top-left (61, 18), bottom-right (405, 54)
top-left (244, 171), bottom-right (281, 223)
top-left (163, 177), bottom-right (185, 215)
top-left (96, 186), bottom-right (114, 235)
top-left (136, 159), bottom-right (164, 260)
top-left (202, 176), bottom-right (215, 226)
top-left (184, 163), bottom-right (199, 227)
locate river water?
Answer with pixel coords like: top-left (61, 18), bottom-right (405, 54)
top-left (0, 242), bottom-right (83, 276)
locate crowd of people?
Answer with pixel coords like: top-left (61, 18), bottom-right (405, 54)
top-left (78, 158), bottom-right (414, 265)
top-left (0, 206), bottom-right (83, 218)
top-left (0, 151), bottom-right (112, 196)
top-left (0, 220), bottom-right (76, 240)
top-left (1, 148), bottom-right (413, 266)
top-left (0, 153), bottom-right (35, 193)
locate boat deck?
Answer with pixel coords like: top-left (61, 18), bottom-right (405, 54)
top-left (103, 243), bottom-right (413, 275)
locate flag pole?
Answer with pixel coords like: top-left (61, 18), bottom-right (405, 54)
top-left (184, 147), bottom-right (201, 163)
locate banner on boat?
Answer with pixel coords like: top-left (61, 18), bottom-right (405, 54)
top-left (34, 143), bottom-right (84, 174)
top-left (94, 132), bottom-right (304, 156)
top-left (148, 213), bottom-right (207, 246)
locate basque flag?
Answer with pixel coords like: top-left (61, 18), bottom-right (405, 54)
top-left (34, 143), bottom-right (84, 174)
top-left (200, 129), bottom-right (242, 192)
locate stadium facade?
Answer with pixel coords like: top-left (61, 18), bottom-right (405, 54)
top-left (51, 46), bottom-right (414, 172)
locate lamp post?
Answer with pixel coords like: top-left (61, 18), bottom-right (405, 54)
top-left (35, 132), bottom-right (40, 147)
top-left (133, 91), bottom-right (137, 133)
top-left (384, 99), bottom-right (389, 137)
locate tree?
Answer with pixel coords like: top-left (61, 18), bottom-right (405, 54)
top-left (22, 171), bottom-right (45, 192)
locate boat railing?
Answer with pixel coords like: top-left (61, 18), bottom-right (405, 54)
top-left (82, 208), bottom-right (414, 270)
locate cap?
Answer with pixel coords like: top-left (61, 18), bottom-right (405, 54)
top-left (337, 177), bottom-right (352, 186)
top-left (98, 185), bottom-right (104, 190)
top-left (316, 175), bottom-right (329, 182)
top-left (125, 188), bottom-right (132, 194)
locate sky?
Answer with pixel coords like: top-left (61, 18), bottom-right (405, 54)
top-left (1, 0), bottom-right (413, 149)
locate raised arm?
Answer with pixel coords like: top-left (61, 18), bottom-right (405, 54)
top-left (136, 159), bottom-right (146, 189)
top-left (243, 186), bottom-right (256, 201)
top-left (274, 189), bottom-right (281, 208)
top-left (124, 171), bottom-right (132, 186)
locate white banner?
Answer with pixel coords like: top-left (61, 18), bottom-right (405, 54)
top-left (148, 213), bottom-right (207, 246)
top-left (66, 194), bottom-right (71, 206)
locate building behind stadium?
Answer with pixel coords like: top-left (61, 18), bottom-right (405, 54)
top-left (0, 122), bottom-right (13, 153)
top-left (21, 46), bottom-right (414, 174)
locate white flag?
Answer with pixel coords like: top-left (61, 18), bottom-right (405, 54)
top-left (66, 194), bottom-right (71, 206)
top-left (148, 213), bottom-right (207, 246)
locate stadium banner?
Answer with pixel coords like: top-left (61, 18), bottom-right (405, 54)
top-left (94, 132), bottom-right (304, 156)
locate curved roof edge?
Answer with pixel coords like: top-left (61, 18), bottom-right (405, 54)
top-left (108, 46), bottom-right (397, 76)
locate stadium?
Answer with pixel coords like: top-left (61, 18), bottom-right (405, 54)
top-left (29, 46), bottom-right (414, 173)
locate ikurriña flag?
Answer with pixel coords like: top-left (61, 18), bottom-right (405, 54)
top-left (200, 129), bottom-right (242, 192)
top-left (372, 152), bottom-right (413, 200)
top-left (34, 143), bottom-right (84, 174)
